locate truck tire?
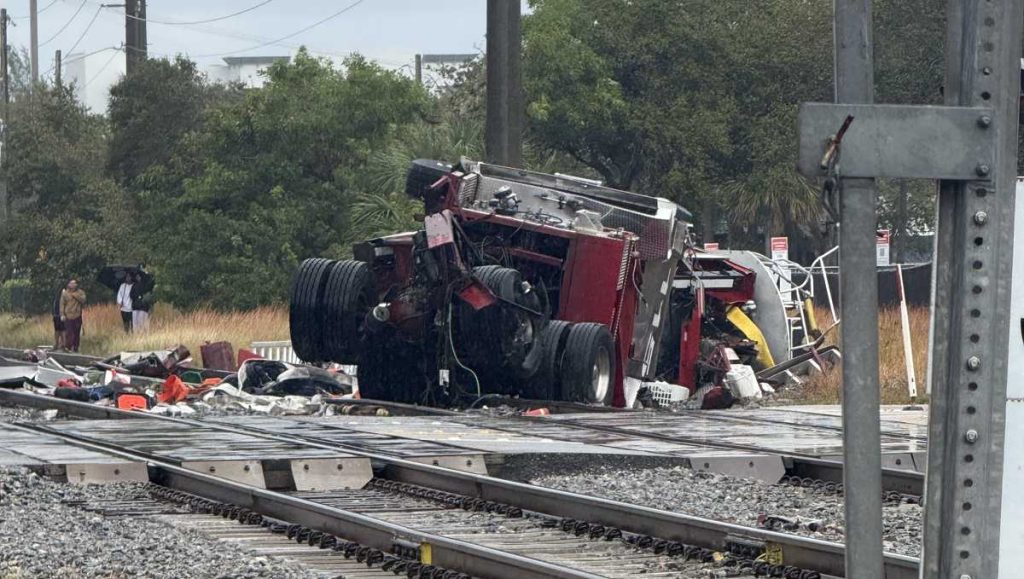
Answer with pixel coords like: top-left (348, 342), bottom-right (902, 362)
top-left (559, 323), bottom-right (616, 405)
top-left (522, 320), bottom-right (571, 400)
top-left (322, 260), bottom-right (375, 364)
top-left (405, 159), bottom-right (452, 199)
top-left (467, 265), bottom-right (543, 376)
top-left (289, 258), bottom-right (335, 363)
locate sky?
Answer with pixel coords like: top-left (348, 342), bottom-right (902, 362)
top-left (1, 0), bottom-right (518, 111)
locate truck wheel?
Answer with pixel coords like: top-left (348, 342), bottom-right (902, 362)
top-left (522, 321), bottom-right (571, 400)
top-left (289, 258), bottom-right (335, 363)
top-left (322, 260), bottom-right (375, 364)
top-left (468, 265), bottom-right (543, 378)
top-left (559, 323), bottom-right (616, 405)
top-left (405, 159), bottom-right (452, 199)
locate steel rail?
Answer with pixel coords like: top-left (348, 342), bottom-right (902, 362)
top-left (0, 389), bottom-right (920, 578)
top-left (451, 409), bottom-right (927, 495)
top-left (6, 420), bottom-right (599, 579)
top-left (334, 396), bottom-right (925, 495)
top-left (0, 386), bottom-right (923, 494)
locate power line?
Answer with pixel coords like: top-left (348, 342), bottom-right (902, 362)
top-left (121, 0), bottom-right (276, 26)
top-left (11, 0), bottom-right (59, 19)
top-left (80, 1), bottom-right (367, 63)
top-left (39, 0), bottom-right (87, 47)
top-left (188, 0), bottom-right (367, 59)
top-left (83, 46), bottom-right (121, 87)
top-left (43, 44), bottom-right (118, 75)
top-left (63, 5), bottom-right (102, 57)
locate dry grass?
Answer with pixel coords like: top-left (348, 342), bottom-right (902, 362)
top-left (791, 305), bottom-right (931, 405)
top-left (0, 301), bottom-right (928, 405)
top-left (0, 303), bottom-right (289, 359)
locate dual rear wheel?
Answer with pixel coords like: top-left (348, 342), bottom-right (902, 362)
top-left (289, 259), bottom-right (374, 365)
top-left (289, 259), bottom-right (616, 405)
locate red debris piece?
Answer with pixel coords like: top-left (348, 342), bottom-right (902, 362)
top-left (200, 341), bottom-right (236, 371)
top-left (157, 375), bottom-right (190, 404)
top-left (236, 348), bottom-right (262, 367)
top-left (116, 393), bottom-right (150, 411)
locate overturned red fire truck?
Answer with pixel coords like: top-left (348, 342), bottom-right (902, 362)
top-left (289, 159), bottom-right (825, 407)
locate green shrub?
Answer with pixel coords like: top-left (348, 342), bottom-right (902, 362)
top-left (0, 279), bottom-right (31, 313)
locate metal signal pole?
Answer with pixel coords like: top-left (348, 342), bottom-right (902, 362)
top-left (922, 1), bottom-right (1023, 577)
top-left (798, 0), bottom-right (1023, 576)
top-left (54, 50), bottom-right (61, 87)
top-left (832, 2), bottom-right (884, 577)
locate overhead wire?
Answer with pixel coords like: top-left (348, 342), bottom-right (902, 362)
top-left (82, 1), bottom-right (374, 63)
top-left (122, 0), bottom-right (276, 25)
top-left (63, 5), bottom-right (103, 57)
top-left (12, 0), bottom-right (60, 19)
top-left (187, 0), bottom-right (367, 59)
top-left (83, 47), bottom-right (122, 87)
top-left (40, 0), bottom-right (87, 47)
top-left (43, 44), bottom-right (118, 75)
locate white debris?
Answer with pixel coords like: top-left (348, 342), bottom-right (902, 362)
top-left (725, 364), bottom-right (761, 400)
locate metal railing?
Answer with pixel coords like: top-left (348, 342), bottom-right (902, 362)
top-left (250, 340), bottom-right (303, 365)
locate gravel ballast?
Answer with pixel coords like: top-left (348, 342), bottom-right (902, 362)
top-left (531, 464), bottom-right (923, 557)
top-left (0, 467), bottom-right (325, 578)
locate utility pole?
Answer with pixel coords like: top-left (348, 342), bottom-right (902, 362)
top-left (125, 0), bottom-right (146, 75)
top-left (833, 3), bottom-right (884, 575)
top-left (0, 8), bottom-right (8, 226)
top-left (1, 9), bottom-right (9, 111)
top-left (125, 0), bottom-right (136, 75)
top-left (54, 50), bottom-right (61, 87)
top-left (137, 0), bottom-right (146, 61)
top-left (29, 0), bottom-right (38, 85)
top-left (415, 54), bottom-right (422, 86)
top-left (484, 0), bottom-right (522, 167)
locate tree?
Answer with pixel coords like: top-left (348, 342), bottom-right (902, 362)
top-left (0, 86), bottom-right (134, 310)
top-left (137, 51), bottom-right (429, 309)
top-left (107, 57), bottom-right (239, 184)
top-left (523, 0), bottom-right (946, 260)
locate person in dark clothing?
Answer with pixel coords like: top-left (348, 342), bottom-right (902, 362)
top-left (51, 288), bottom-right (65, 351)
top-left (130, 272), bottom-right (152, 332)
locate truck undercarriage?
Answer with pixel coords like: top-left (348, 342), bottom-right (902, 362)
top-left (290, 159), bottom-right (826, 408)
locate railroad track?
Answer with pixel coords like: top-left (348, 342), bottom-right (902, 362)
top-left (0, 389), bottom-right (919, 578)
top-left (328, 396), bottom-right (926, 497)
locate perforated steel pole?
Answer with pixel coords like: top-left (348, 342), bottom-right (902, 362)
top-left (833, 1), bottom-right (884, 578)
top-left (922, 0), bottom-right (1022, 577)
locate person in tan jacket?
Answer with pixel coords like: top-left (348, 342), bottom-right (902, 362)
top-left (60, 279), bottom-right (86, 352)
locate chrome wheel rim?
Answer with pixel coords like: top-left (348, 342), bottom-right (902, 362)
top-left (591, 348), bottom-right (611, 402)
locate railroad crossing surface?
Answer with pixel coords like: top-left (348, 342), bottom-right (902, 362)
top-left (0, 390), bottom-right (927, 578)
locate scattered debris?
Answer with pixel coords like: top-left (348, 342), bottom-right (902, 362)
top-left (0, 347), bottom-right (356, 417)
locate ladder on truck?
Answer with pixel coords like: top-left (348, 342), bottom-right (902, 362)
top-left (756, 254), bottom-right (816, 354)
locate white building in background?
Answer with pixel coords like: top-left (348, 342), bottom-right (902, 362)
top-left (63, 50), bottom-right (126, 114)
top-left (206, 56), bottom-right (290, 88)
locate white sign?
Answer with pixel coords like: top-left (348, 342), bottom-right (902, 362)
top-left (877, 229), bottom-right (891, 266)
top-left (703, 242), bottom-right (720, 251)
top-left (770, 237), bottom-right (791, 294)
top-left (770, 236), bottom-right (789, 261)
